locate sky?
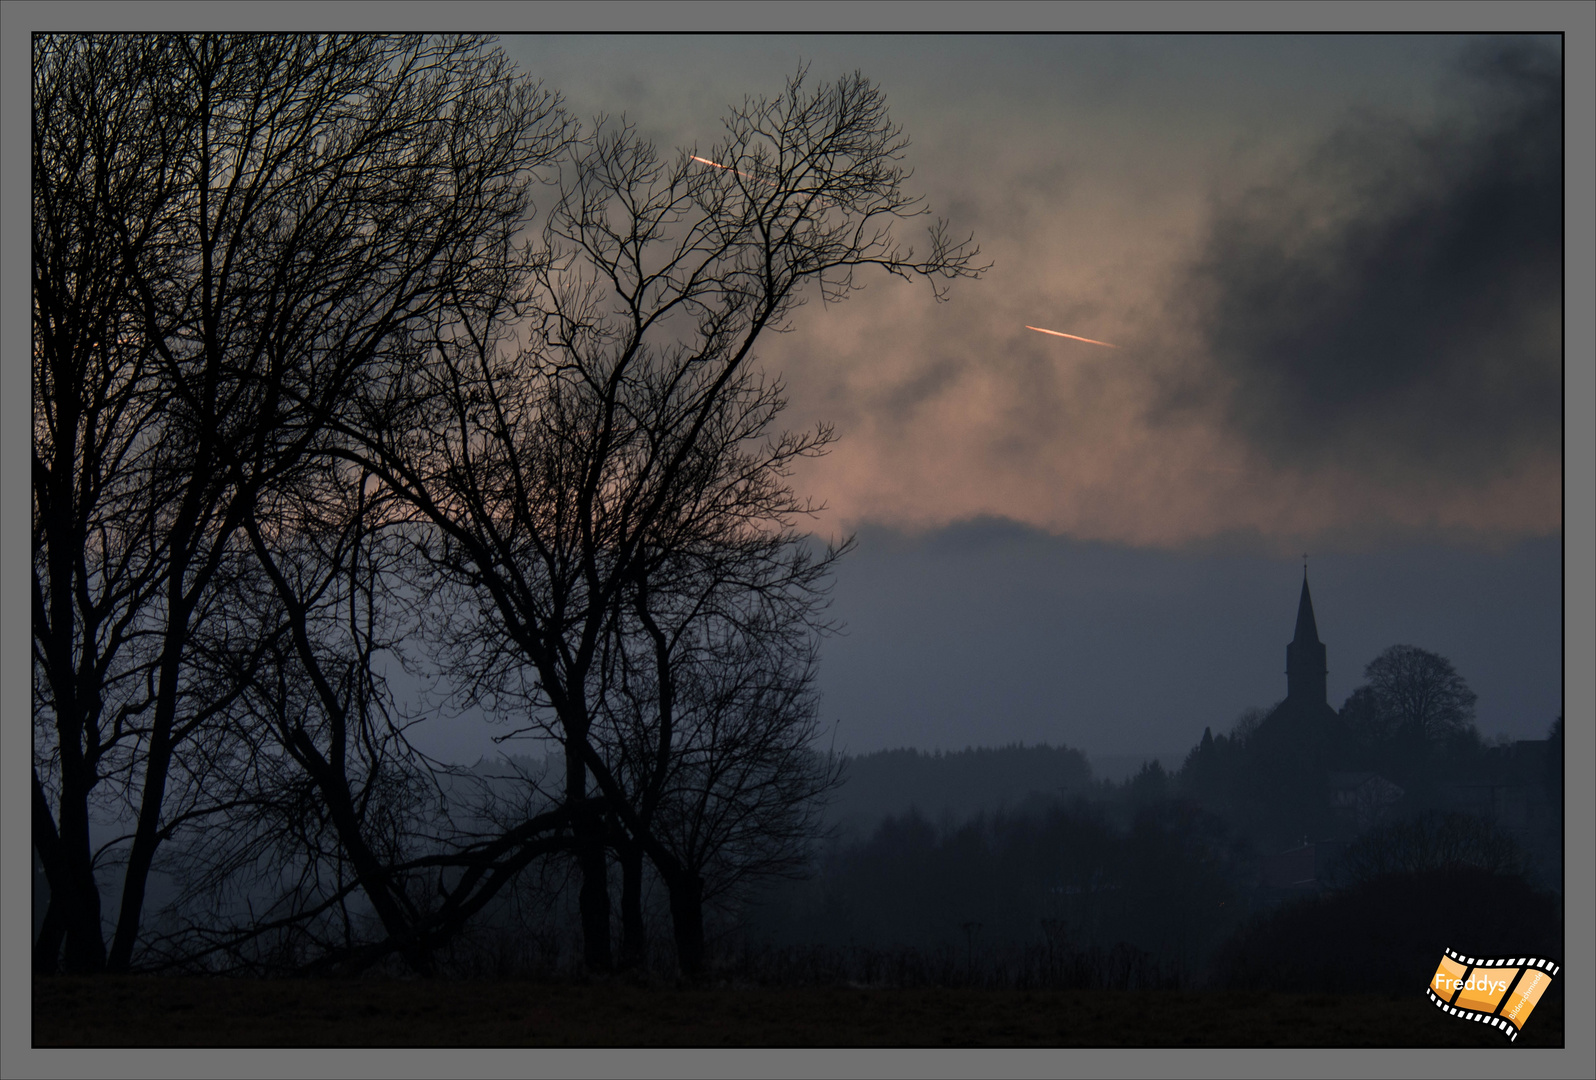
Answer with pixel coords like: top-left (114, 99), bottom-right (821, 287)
top-left (499, 35), bottom-right (1560, 547)
top-left (468, 34), bottom-right (1569, 761)
top-left (0, 30), bottom-right (1574, 770)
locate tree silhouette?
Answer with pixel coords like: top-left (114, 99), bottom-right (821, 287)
top-left (35, 39), bottom-right (981, 978)
top-left (595, 533), bottom-right (846, 971)
top-left (32, 33), bottom-right (567, 973)
top-left (1349, 644), bottom-right (1478, 745)
top-left (348, 65), bottom-right (983, 971)
top-left (33, 35), bottom-right (179, 972)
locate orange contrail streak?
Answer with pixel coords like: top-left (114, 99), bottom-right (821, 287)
top-left (1025, 325), bottom-right (1119, 349)
top-left (690, 153), bottom-right (841, 210)
top-left (689, 154), bottom-right (769, 187)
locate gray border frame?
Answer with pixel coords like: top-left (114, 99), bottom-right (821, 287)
top-left (4, 3), bottom-right (1592, 1078)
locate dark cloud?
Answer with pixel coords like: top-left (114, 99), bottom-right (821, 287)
top-left (1175, 39), bottom-right (1561, 482)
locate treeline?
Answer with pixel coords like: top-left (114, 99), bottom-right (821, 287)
top-left (728, 780), bottom-right (1556, 992)
top-left (825, 743), bottom-right (1094, 831)
top-left (99, 680), bottom-right (1545, 987)
top-left (750, 795), bottom-right (1243, 977)
top-left (32, 33), bottom-right (982, 978)
top-left (720, 644), bottom-right (1560, 991)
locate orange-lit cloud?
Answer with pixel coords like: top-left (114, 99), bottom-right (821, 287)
top-left (501, 35), bottom-right (1564, 554)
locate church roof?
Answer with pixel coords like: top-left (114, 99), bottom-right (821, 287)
top-left (1293, 575), bottom-right (1322, 646)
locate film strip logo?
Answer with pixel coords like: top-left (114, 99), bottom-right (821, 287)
top-left (1426, 947), bottom-right (1560, 1041)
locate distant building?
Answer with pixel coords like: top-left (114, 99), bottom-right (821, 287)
top-left (1444, 737), bottom-right (1562, 886)
top-left (1328, 771), bottom-right (1404, 829)
top-left (1240, 576), bottom-right (1561, 900)
top-left (1448, 739), bottom-right (1554, 828)
top-left (1247, 575), bottom-right (1375, 895)
top-left (1264, 572), bottom-right (1341, 729)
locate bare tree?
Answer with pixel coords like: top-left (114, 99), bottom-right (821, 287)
top-left (594, 517), bottom-right (847, 971)
top-left (218, 462), bottom-right (577, 976)
top-left (219, 463), bottom-right (443, 972)
top-left (1349, 644), bottom-right (1478, 745)
top-left (34, 34), bottom-right (203, 974)
top-left (350, 65), bottom-right (984, 971)
top-left (628, 616), bottom-right (844, 972)
top-left (38, 44), bottom-right (980, 976)
top-left (32, 33), bottom-right (567, 972)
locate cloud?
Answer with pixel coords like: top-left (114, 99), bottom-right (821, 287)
top-left (1171, 39), bottom-right (1562, 486)
top-left (499, 35), bottom-right (1563, 550)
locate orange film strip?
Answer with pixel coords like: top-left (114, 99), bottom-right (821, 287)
top-left (1425, 947), bottom-right (1560, 1041)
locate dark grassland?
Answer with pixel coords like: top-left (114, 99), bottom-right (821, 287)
top-left (34, 977), bottom-right (1562, 1048)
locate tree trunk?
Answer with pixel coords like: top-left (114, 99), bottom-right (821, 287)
top-left (567, 748), bottom-right (612, 973)
top-left (106, 497), bottom-right (207, 972)
top-left (34, 770), bottom-right (104, 973)
top-left (576, 833), bottom-right (613, 973)
top-left (618, 842), bottom-right (646, 970)
top-left (105, 658), bottom-right (181, 972)
top-left (53, 768), bottom-right (108, 974)
top-left (34, 898), bottom-right (66, 976)
top-left (667, 872), bottom-right (704, 977)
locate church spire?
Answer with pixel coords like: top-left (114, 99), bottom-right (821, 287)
top-left (1285, 571), bottom-right (1327, 706)
top-left (1293, 573), bottom-right (1321, 647)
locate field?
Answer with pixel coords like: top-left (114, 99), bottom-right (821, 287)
top-left (32, 977), bottom-right (1562, 1048)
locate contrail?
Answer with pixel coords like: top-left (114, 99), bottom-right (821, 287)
top-left (689, 154), bottom-right (768, 187)
top-left (690, 153), bottom-right (839, 209)
top-left (1025, 325), bottom-right (1119, 349)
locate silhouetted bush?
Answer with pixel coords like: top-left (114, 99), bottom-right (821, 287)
top-left (1325, 811), bottom-right (1528, 886)
top-left (1212, 867), bottom-right (1562, 993)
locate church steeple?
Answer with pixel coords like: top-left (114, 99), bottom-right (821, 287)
top-left (1292, 575), bottom-right (1321, 646)
top-left (1285, 572), bottom-right (1327, 706)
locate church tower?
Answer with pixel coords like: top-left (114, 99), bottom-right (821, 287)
top-left (1285, 574), bottom-right (1328, 707)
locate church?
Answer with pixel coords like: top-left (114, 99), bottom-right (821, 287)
top-left (1263, 572), bottom-right (1340, 729)
top-left (1253, 574), bottom-right (1365, 894)
top-left (1257, 574), bottom-right (1401, 825)
top-left (1182, 571), bottom-right (1353, 843)
top-left (1189, 571), bottom-right (1397, 889)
